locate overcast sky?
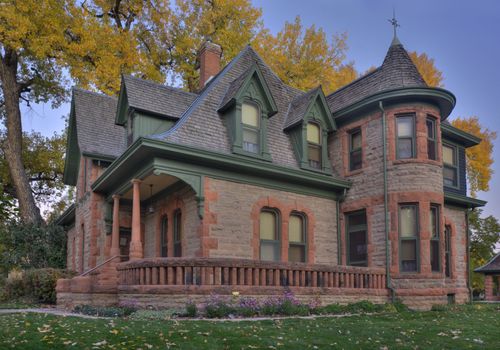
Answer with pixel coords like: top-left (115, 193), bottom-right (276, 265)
top-left (19, 0), bottom-right (500, 217)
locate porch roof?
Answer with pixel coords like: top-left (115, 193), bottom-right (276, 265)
top-left (475, 253), bottom-right (500, 274)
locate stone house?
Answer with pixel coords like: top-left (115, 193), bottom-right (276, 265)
top-left (56, 34), bottom-right (486, 310)
top-left (475, 253), bottom-right (500, 301)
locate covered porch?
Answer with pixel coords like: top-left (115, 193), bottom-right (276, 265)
top-left (475, 253), bottom-right (500, 301)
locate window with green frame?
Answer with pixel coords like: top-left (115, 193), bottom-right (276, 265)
top-left (349, 128), bottom-right (362, 171)
top-left (241, 102), bottom-right (261, 153)
top-left (161, 215), bottom-right (168, 257)
top-left (443, 143), bottom-right (458, 187)
top-left (445, 225), bottom-right (451, 277)
top-left (430, 205), bottom-right (440, 272)
top-left (346, 210), bottom-right (368, 266)
top-left (399, 204), bottom-right (419, 272)
top-left (173, 209), bottom-right (182, 257)
top-left (426, 117), bottom-right (437, 160)
top-left (260, 208), bottom-right (281, 261)
top-left (396, 115), bottom-right (415, 159)
top-left (288, 212), bottom-right (307, 263)
top-left (306, 122), bottom-right (322, 169)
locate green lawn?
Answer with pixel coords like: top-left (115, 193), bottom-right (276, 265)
top-left (0, 304), bottom-right (499, 349)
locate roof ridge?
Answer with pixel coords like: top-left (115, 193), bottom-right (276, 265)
top-left (476, 252), bottom-right (500, 271)
top-left (72, 87), bottom-right (118, 100)
top-left (150, 45), bottom-right (253, 140)
top-left (123, 75), bottom-right (198, 96)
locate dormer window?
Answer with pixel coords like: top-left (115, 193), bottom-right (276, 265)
top-left (307, 122), bottom-right (322, 169)
top-left (242, 102), bottom-right (260, 153)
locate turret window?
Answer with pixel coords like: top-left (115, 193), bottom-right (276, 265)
top-left (443, 144), bottom-right (458, 187)
top-left (307, 123), bottom-right (322, 169)
top-left (396, 115), bottom-right (415, 159)
top-left (426, 117), bottom-right (437, 160)
top-left (399, 204), bottom-right (419, 272)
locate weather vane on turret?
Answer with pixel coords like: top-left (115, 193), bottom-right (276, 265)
top-left (388, 8), bottom-right (401, 46)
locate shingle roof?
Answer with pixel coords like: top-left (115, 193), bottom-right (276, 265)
top-left (283, 86), bottom-right (322, 130)
top-left (326, 43), bottom-right (427, 114)
top-left (218, 65), bottom-right (253, 110)
top-left (122, 75), bottom-right (197, 119)
top-left (152, 45), bottom-right (304, 168)
top-left (73, 88), bottom-right (126, 158)
top-left (475, 253), bottom-right (500, 274)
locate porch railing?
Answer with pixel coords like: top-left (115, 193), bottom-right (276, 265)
top-left (117, 258), bottom-right (386, 290)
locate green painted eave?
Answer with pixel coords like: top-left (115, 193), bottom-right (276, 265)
top-left (54, 203), bottom-right (75, 227)
top-left (62, 97), bottom-right (80, 186)
top-left (81, 152), bottom-right (116, 162)
top-left (332, 87), bottom-right (456, 121)
top-left (441, 123), bottom-right (481, 148)
top-left (444, 191), bottom-right (486, 208)
top-left (92, 137), bottom-right (350, 198)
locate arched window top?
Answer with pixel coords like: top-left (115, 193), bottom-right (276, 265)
top-left (259, 208), bottom-right (281, 261)
top-left (307, 122), bottom-right (321, 144)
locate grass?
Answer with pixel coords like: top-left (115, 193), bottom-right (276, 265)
top-left (0, 304), bottom-right (499, 349)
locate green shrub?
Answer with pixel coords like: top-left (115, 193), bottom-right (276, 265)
top-left (345, 300), bottom-right (380, 313)
top-left (129, 309), bottom-right (179, 320)
top-left (311, 303), bottom-right (345, 315)
top-left (430, 304), bottom-right (449, 312)
top-left (73, 305), bottom-right (136, 317)
top-left (23, 268), bottom-right (75, 304)
top-left (2, 270), bottom-right (26, 301)
top-left (392, 299), bottom-right (410, 313)
top-left (185, 301), bottom-right (197, 318)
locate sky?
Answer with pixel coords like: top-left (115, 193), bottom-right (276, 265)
top-left (19, 0), bottom-right (500, 217)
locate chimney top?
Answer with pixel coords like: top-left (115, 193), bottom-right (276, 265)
top-left (198, 40), bottom-right (222, 90)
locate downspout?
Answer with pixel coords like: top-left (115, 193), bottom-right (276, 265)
top-left (378, 101), bottom-right (396, 302)
top-left (466, 208), bottom-right (472, 303)
top-left (337, 188), bottom-right (347, 265)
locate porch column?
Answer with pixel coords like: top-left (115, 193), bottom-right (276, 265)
top-left (484, 275), bottom-right (494, 301)
top-left (129, 179), bottom-right (144, 260)
top-left (110, 194), bottom-right (121, 257)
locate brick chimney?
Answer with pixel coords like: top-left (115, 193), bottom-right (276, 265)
top-left (198, 40), bottom-right (222, 90)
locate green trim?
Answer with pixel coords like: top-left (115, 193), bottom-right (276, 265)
top-left (259, 208), bottom-right (282, 262)
top-left (288, 211), bottom-right (308, 263)
top-left (115, 79), bottom-right (129, 126)
top-left (442, 142), bottom-right (460, 190)
top-left (441, 123), bottom-right (481, 148)
top-left (63, 97), bottom-right (81, 186)
top-left (444, 192), bottom-right (486, 208)
top-left (54, 204), bottom-right (76, 227)
top-left (430, 204), bottom-right (441, 272)
top-left (333, 87), bottom-right (456, 121)
top-left (81, 152), bottom-right (116, 162)
top-left (92, 138), bottom-right (350, 201)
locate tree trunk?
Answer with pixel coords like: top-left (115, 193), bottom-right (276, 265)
top-left (0, 49), bottom-right (43, 224)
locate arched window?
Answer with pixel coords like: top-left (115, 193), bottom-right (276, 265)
top-left (289, 212), bottom-right (307, 263)
top-left (173, 209), bottom-right (182, 257)
top-left (242, 102), bottom-right (260, 153)
top-left (259, 208), bottom-right (280, 261)
top-left (307, 122), bottom-right (321, 169)
top-left (160, 215), bottom-right (168, 257)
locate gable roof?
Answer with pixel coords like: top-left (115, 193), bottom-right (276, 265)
top-left (121, 75), bottom-right (197, 119)
top-left (326, 42), bottom-right (427, 114)
top-left (475, 253), bottom-right (500, 274)
top-left (72, 88), bottom-right (126, 158)
top-left (218, 63), bottom-right (278, 115)
top-left (151, 45), bottom-right (305, 169)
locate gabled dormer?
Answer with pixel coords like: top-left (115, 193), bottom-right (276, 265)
top-left (284, 87), bottom-right (336, 173)
top-left (218, 63), bottom-right (278, 161)
top-left (116, 75), bottom-right (197, 145)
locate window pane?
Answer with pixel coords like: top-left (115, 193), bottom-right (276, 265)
top-left (161, 217), bottom-right (168, 257)
top-left (349, 230), bottom-right (367, 265)
top-left (308, 145), bottom-right (321, 169)
top-left (307, 123), bottom-right (321, 144)
top-left (400, 206), bottom-right (417, 237)
top-left (428, 139), bottom-right (436, 160)
top-left (348, 211), bottom-right (367, 228)
top-left (401, 240), bottom-right (417, 272)
top-left (350, 149), bottom-right (362, 171)
top-left (398, 138), bottom-right (413, 159)
top-left (443, 145), bottom-right (455, 165)
top-left (174, 211), bottom-right (182, 241)
top-left (242, 103), bottom-right (259, 127)
top-left (444, 166), bottom-right (457, 186)
top-left (243, 128), bottom-right (259, 153)
top-left (426, 119), bottom-right (435, 139)
top-left (289, 245), bottom-right (305, 263)
top-left (260, 211), bottom-right (276, 240)
top-left (397, 117), bottom-right (414, 137)
top-left (289, 215), bottom-right (304, 243)
top-left (431, 240), bottom-right (440, 272)
top-left (351, 130), bottom-right (362, 150)
top-left (260, 242), bottom-right (279, 261)
top-left (430, 207), bottom-right (438, 238)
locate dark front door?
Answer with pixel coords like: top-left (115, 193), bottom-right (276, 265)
top-left (119, 229), bottom-right (131, 261)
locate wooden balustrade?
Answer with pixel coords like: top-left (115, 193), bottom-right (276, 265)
top-left (117, 258), bottom-right (386, 290)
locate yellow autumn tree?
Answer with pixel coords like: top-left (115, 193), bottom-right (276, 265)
top-left (409, 51), bottom-right (444, 87)
top-left (451, 117), bottom-right (496, 197)
top-left (253, 16), bottom-right (357, 94)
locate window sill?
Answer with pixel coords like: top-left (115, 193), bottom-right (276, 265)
top-left (345, 168), bottom-right (363, 177)
top-left (393, 158), bottom-right (442, 167)
top-left (393, 272), bottom-right (444, 279)
top-left (300, 163), bottom-right (332, 175)
top-left (232, 147), bottom-right (272, 162)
